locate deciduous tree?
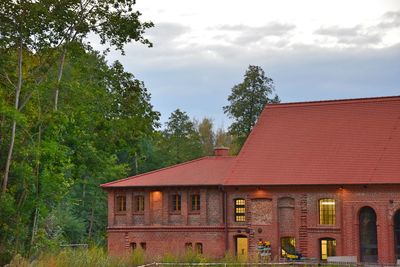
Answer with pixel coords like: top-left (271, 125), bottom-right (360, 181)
top-left (223, 65), bottom-right (280, 150)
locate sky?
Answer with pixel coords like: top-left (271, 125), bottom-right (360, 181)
top-left (98, 0), bottom-right (400, 128)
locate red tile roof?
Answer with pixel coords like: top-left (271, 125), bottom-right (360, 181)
top-left (102, 96), bottom-right (400, 188)
top-left (225, 96), bottom-right (400, 185)
top-left (101, 156), bottom-right (235, 188)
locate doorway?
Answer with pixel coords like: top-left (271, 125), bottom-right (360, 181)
top-left (359, 206), bottom-right (378, 263)
top-left (394, 210), bottom-right (400, 261)
top-left (320, 238), bottom-right (336, 261)
top-left (236, 236), bottom-right (248, 261)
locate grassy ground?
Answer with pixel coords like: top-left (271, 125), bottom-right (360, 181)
top-left (5, 247), bottom-right (223, 267)
top-left (5, 247), bottom-right (353, 267)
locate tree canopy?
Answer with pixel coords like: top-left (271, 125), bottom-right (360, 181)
top-left (223, 65), bottom-right (280, 150)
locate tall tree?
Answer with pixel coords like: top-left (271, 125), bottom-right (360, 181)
top-left (43, 0), bottom-right (154, 111)
top-left (197, 117), bottom-right (215, 156)
top-left (0, 0), bottom-right (49, 194)
top-left (162, 109), bottom-right (202, 164)
top-left (223, 65), bottom-right (280, 150)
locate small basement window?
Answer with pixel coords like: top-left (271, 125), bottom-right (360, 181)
top-left (195, 243), bottom-right (203, 254)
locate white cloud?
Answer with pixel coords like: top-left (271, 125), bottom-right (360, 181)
top-left (99, 0), bottom-right (400, 123)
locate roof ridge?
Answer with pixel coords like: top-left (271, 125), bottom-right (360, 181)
top-left (266, 95), bottom-right (400, 109)
top-left (101, 155), bottom-right (235, 187)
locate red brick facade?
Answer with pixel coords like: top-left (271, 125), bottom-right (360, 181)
top-left (105, 185), bottom-right (400, 264)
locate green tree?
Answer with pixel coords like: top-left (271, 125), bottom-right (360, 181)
top-left (0, 44), bottom-right (160, 263)
top-left (223, 65), bottom-right (280, 150)
top-left (197, 117), bottom-right (215, 156)
top-left (43, 0), bottom-right (154, 110)
top-left (215, 127), bottom-right (232, 148)
top-left (163, 109), bottom-right (202, 164)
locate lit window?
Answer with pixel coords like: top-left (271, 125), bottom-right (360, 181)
top-left (172, 194), bottom-right (181, 211)
top-left (135, 195), bottom-right (145, 212)
top-left (320, 238), bottom-right (336, 261)
top-left (319, 199), bottom-right (336, 225)
top-left (234, 198), bottom-right (246, 222)
top-left (195, 243), bottom-right (203, 254)
top-left (116, 194), bottom-right (126, 212)
top-left (191, 194), bottom-right (200, 211)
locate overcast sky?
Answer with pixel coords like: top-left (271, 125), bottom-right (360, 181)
top-left (99, 0), bottom-right (400, 128)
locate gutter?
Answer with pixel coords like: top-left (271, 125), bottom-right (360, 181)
top-left (222, 187), bottom-right (228, 251)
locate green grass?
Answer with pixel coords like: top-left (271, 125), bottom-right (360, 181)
top-left (5, 247), bottom-right (356, 267)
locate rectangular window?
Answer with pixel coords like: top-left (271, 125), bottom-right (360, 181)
top-left (135, 195), bottom-right (145, 212)
top-left (234, 198), bottom-right (246, 222)
top-left (140, 242), bottom-right (146, 250)
top-left (116, 194), bottom-right (126, 212)
top-left (191, 194), bottom-right (200, 211)
top-left (319, 199), bottom-right (336, 225)
top-left (172, 194), bottom-right (181, 211)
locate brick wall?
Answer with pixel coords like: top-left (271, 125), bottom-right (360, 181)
top-left (105, 184), bottom-right (400, 264)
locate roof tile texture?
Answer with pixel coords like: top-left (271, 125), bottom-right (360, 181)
top-left (225, 96), bottom-right (400, 185)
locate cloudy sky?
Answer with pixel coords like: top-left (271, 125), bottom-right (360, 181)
top-left (102, 0), bottom-right (400, 127)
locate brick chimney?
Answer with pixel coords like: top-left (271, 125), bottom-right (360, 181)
top-left (214, 147), bottom-right (230, 156)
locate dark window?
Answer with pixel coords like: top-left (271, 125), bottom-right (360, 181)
top-left (195, 243), bottom-right (203, 254)
top-left (140, 242), bottom-right (146, 250)
top-left (135, 195), bottom-right (145, 212)
top-left (395, 210), bottom-right (400, 260)
top-left (359, 207), bottom-right (378, 263)
top-left (319, 199), bottom-right (335, 225)
top-left (185, 242), bottom-right (193, 251)
top-left (234, 198), bottom-right (246, 222)
top-left (191, 194), bottom-right (200, 211)
top-left (130, 242), bottom-right (137, 250)
top-left (172, 194), bottom-right (181, 211)
top-left (116, 194), bottom-right (126, 212)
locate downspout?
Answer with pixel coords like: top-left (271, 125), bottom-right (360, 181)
top-left (223, 187), bottom-right (229, 251)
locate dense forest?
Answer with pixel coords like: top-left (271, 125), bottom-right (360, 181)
top-left (0, 0), bottom-right (278, 265)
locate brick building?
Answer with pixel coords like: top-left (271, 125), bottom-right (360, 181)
top-left (101, 96), bottom-right (400, 264)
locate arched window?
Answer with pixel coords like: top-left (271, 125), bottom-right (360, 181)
top-left (234, 198), bottom-right (246, 222)
top-left (319, 199), bottom-right (336, 225)
top-left (359, 206), bottom-right (378, 263)
top-left (394, 210), bottom-right (400, 261)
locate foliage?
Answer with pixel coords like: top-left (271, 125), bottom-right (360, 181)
top-left (223, 65), bottom-right (280, 150)
top-left (196, 117), bottom-right (215, 156)
top-left (161, 109), bottom-right (203, 165)
top-left (0, 44), bottom-right (160, 264)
